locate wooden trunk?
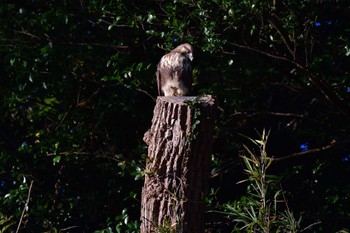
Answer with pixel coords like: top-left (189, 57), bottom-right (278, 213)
top-left (141, 96), bottom-right (216, 233)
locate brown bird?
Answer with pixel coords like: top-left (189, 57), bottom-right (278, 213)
top-left (156, 43), bottom-right (194, 96)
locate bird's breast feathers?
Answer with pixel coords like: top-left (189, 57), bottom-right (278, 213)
top-left (161, 79), bottom-right (189, 96)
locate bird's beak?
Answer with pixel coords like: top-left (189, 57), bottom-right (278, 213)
top-left (188, 53), bottom-right (194, 61)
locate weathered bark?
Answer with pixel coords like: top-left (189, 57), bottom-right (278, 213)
top-left (141, 95), bottom-right (216, 233)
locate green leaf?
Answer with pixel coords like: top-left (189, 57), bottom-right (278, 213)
top-left (53, 155), bottom-right (61, 165)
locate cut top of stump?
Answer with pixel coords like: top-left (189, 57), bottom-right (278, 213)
top-left (143, 95), bottom-right (216, 146)
top-left (157, 95), bottom-right (215, 106)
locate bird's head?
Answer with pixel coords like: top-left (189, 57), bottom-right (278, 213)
top-left (175, 43), bottom-right (194, 61)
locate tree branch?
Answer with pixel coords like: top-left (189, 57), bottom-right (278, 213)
top-left (136, 88), bottom-right (156, 102)
top-left (231, 111), bottom-right (305, 118)
top-left (59, 41), bottom-right (129, 51)
top-left (14, 29), bottom-right (40, 39)
top-left (46, 151), bottom-right (91, 156)
top-left (229, 42), bottom-right (303, 69)
top-left (230, 42), bottom-right (350, 116)
top-left (0, 38), bottom-right (129, 51)
top-left (268, 13), bottom-right (296, 59)
top-left (269, 139), bottom-right (350, 162)
top-left (16, 180), bottom-right (34, 233)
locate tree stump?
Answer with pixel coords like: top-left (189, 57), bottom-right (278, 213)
top-left (141, 95), bottom-right (216, 233)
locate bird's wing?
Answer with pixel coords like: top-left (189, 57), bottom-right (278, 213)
top-left (181, 60), bottom-right (193, 95)
top-left (156, 65), bottom-right (163, 96)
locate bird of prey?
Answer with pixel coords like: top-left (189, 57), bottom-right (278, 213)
top-left (156, 43), bottom-right (194, 96)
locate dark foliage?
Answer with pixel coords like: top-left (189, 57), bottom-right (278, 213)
top-left (1, 0), bottom-right (350, 232)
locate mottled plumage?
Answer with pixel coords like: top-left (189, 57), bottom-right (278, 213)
top-left (156, 43), bottom-right (194, 96)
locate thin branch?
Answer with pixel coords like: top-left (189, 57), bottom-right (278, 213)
top-left (222, 50), bottom-right (236, 55)
top-left (54, 105), bottom-right (73, 130)
top-left (136, 88), bottom-right (156, 102)
top-left (268, 13), bottom-right (295, 59)
top-left (230, 42), bottom-right (350, 116)
top-left (46, 152), bottom-right (127, 163)
top-left (229, 42), bottom-right (304, 70)
top-left (300, 221), bottom-right (322, 232)
top-left (59, 41), bottom-right (129, 51)
top-left (269, 144), bottom-right (335, 162)
top-left (60, 226), bottom-right (80, 232)
top-left (55, 87), bottom-right (101, 130)
top-left (304, 19), bottom-right (310, 67)
top-left (14, 29), bottom-right (40, 39)
top-left (210, 159), bottom-right (241, 178)
top-left (272, 82), bottom-right (303, 93)
top-left (0, 38), bottom-right (129, 51)
top-left (13, 26), bottom-right (128, 50)
top-left (231, 111), bottom-right (305, 118)
top-left (269, 139), bottom-right (350, 162)
top-left (305, 72), bottom-right (350, 116)
top-left (16, 180), bottom-right (34, 233)
top-left (46, 151), bottom-right (91, 156)
top-left (88, 19), bottom-right (135, 28)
